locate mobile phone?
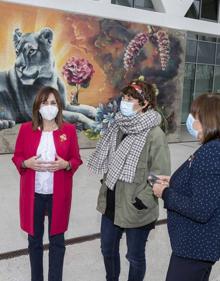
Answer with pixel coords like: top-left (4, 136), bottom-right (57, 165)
top-left (147, 173), bottom-right (159, 187)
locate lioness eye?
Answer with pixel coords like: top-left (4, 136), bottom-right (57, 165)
top-left (29, 49), bottom-right (36, 55)
top-left (15, 49), bottom-right (19, 56)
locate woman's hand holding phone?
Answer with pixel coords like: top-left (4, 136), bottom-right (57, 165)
top-left (148, 173), bottom-right (160, 187)
top-left (150, 175), bottom-right (170, 198)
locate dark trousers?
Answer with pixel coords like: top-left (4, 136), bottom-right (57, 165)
top-left (100, 215), bottom-right (151, 281)
top-left (28, 193), bottom-right (66, 281)
top-left (165, 253), bottom-right (215, 281)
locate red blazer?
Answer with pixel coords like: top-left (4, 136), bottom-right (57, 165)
top-left (12, 122), bottom-right (82, 236)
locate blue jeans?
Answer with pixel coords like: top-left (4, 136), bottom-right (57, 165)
top-left (28, 193), bottom-right (65, 281)
top-left (101, 215), bottom-right (151, 281)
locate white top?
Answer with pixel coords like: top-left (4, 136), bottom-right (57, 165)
top-left (35, 131), bottom-right (56, 194)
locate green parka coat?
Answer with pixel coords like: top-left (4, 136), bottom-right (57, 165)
top-left (96, 126), bottom-right (171, 228)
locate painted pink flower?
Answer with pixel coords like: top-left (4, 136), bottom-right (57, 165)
top-left (62, 57), bottom-right (95, 87)
top-left (124, 32), bottom-right (149, 71)
top-left (154, 30), bottom-right (170, 71)
top-left (123, 29), bottom-right (170, 71)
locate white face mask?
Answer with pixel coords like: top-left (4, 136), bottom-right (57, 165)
top-left (39, 105), bottom-right (58, 121)
top-left (120, 100), bottom-right (136, 117)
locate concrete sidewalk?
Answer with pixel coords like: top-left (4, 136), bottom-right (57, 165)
top-left (0, 142), bottom-right (220, 280)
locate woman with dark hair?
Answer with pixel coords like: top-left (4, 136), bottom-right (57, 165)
top-left (153, 93), bottom-right (220, 281)
top-left (12, 86), bottom-right (82, 281)
top-left (88, 79), bottom-right (171, 281)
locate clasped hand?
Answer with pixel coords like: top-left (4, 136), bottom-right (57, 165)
top-left (152, 175), bottom-right (170, 198)
top-left (24, 155), bottom-right (68, 172)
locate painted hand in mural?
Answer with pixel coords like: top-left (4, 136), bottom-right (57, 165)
top-left (0, 28), bottom-right (97, 131)
top-left (0, 119), bottom-right (15, 130)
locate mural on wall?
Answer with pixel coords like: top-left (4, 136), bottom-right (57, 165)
top-left (0, 2), bottom-right (186, 152)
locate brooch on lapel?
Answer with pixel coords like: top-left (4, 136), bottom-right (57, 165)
top-left (60, 134), bottom-right (67, 142)
top-left (188, 154), bottom-right (195, 168)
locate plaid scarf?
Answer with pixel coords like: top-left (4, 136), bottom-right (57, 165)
top-left (87, 109), bottom-right (161, 190)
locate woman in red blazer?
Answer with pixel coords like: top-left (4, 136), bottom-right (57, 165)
top-left (12, 86), bottom-right (82, 281)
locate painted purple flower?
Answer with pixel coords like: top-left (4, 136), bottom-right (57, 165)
top-left (62, 57), bottom-right (95, 87)
top-left (123, 28), bottom-right (170, 71)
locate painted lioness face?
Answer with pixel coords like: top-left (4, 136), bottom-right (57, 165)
top-left (13, 28), bottom-right (55, 85)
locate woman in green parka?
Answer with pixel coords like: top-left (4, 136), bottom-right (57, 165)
top-left (87, 79), bottom-right (171, 281)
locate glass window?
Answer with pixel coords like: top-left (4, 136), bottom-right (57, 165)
top-left (201, 0), bottom-right (218, 21)
top-left (186, 40), bottom-right (197, 63)
top-left (197, 41), bottom-right (216, 64)
top-left (134, 0), bottom-right (154, 10)
top-left (187, 32), bottom-right (198, 40)
top-left (185, 0), bottom-right (201, 19)
top-left (111, 0), bottom-right (133, 7)
top-left (216, 44), bottom-right (220, 65)
top-left (183, 32), bottom-right (220, 124)
top-left (181, 64), bottom-right (196, 122)
top-left (195, 65), bottom-right (214, 96)
top-left (213, 66), bottom-right (220, 93)
top-left (198, 35), bottom-right (216, 42)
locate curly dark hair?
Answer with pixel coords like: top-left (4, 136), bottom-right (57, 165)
top-left (121, 79), bottom-right (157, 112)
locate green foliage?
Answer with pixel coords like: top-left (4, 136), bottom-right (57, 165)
top-left (84, 129), bottom-right (100, 140)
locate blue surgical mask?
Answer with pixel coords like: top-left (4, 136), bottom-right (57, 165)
top-left (186, 113), bottom-right (198, 139)
top-left (120, 100), bottom-right (136, 117)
